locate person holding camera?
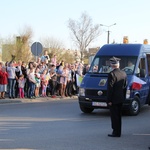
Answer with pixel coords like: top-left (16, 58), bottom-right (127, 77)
top-left (41, 50), bottom-right (50, 65)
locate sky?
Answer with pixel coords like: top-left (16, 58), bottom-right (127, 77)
top-left (1, 0), bottom-right (150, 50)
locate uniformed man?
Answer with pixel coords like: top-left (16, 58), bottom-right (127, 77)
top-left (107, 56), bottom-right (127, 137)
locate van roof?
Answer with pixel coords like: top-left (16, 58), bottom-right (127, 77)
top-left (97, 44), bottom-right (150, 56)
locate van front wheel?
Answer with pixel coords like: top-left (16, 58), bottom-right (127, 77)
top-left (129, 96), bottom-right (140, 116)
top-left (79, 105), bottom-right (94, 113)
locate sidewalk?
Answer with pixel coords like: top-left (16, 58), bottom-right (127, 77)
top-left (0, 95), bottom-right (78, 104)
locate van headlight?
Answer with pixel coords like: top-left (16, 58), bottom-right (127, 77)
top-left (79, 88), bottom-right (85, 96)
top-left (126, 89), bottom-right (130, 99)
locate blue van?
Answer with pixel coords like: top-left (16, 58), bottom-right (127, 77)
top-left (78, 44), bottom-right (150, 115)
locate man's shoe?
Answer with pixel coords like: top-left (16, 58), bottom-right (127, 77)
top-left (108, 134), bottom-right (120, 137)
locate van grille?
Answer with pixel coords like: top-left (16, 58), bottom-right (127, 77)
top-left (86, 89), bottom-right (107, 97)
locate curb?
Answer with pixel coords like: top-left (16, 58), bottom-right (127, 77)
top-left (0, 96), bottom-right (78, 104)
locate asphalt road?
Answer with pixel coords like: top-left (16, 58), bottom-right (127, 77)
top-left (0, 99), bottom-right (149, 150)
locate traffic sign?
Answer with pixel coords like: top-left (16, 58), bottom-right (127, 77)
top-left (31, 42), bottom-right (43, 56)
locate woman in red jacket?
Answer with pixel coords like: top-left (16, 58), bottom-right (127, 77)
top-left (0, 67), bottom-right (8, 99)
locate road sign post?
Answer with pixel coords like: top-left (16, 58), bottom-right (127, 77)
top-left (31, 42), bottom-right (43, 61)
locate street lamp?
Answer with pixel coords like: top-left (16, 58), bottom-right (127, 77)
top-left (100, 23), bottom-right (116, 44)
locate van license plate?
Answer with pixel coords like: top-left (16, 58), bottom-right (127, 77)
top-left (92, 102), bottom-right (107, 107)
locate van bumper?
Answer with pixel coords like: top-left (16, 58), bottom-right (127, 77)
top-left (78, 97), bottom-right (109, 109)
top-left (79, 97), bottom-right (133, 110)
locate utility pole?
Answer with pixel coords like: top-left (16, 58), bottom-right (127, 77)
top-left (100, 23), bottom-right (116, 44)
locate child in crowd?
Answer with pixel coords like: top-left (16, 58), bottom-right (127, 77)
top-left (35, 67), bottom-right (41, 97)
top-left (0, 67), bottom-right (8, 99)
top-left (18, 74), bottom-right (26, 98)
top-left (41, 69), bottom-right (49, 97)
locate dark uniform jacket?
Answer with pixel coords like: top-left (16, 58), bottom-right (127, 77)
top-left (107, 68), bottom-right (127, 104)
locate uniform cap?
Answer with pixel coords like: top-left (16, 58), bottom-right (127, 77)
top-left (109, 56), bottom-right (121, 65)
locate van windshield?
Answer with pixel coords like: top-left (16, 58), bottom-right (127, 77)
top-left (88, 56), bottom-right (138, 75)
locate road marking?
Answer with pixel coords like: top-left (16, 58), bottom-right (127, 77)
top-left (0, 139), bottom-right (14, 141)
top-left (133, 133), bottom-right (150, 136)
top-left (0, 149), bottom-right (35, 150)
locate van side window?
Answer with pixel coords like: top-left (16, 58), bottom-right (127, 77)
top-left (89, 57), bottom-right (100, 73)
top-left (146, 54), bottom-right (150, 75)
top-left (138, 58), bottom-right (146, 77)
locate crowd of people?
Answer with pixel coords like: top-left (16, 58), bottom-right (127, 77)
top-left (0, 50), bottom-right (90, 99)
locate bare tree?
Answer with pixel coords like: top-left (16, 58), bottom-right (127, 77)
top-left (40, 37), bottom-right (75, 63)
top-left (40, 37), bottom-right (64, 58)
top-left (15, 26), bottom-right (33, 62)
top-left (68, 12), bottom-right (101, 62)
top-left (1, 36), bottom-right (15, 62)
top-left (1, 26), bottom-right (33, 63)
